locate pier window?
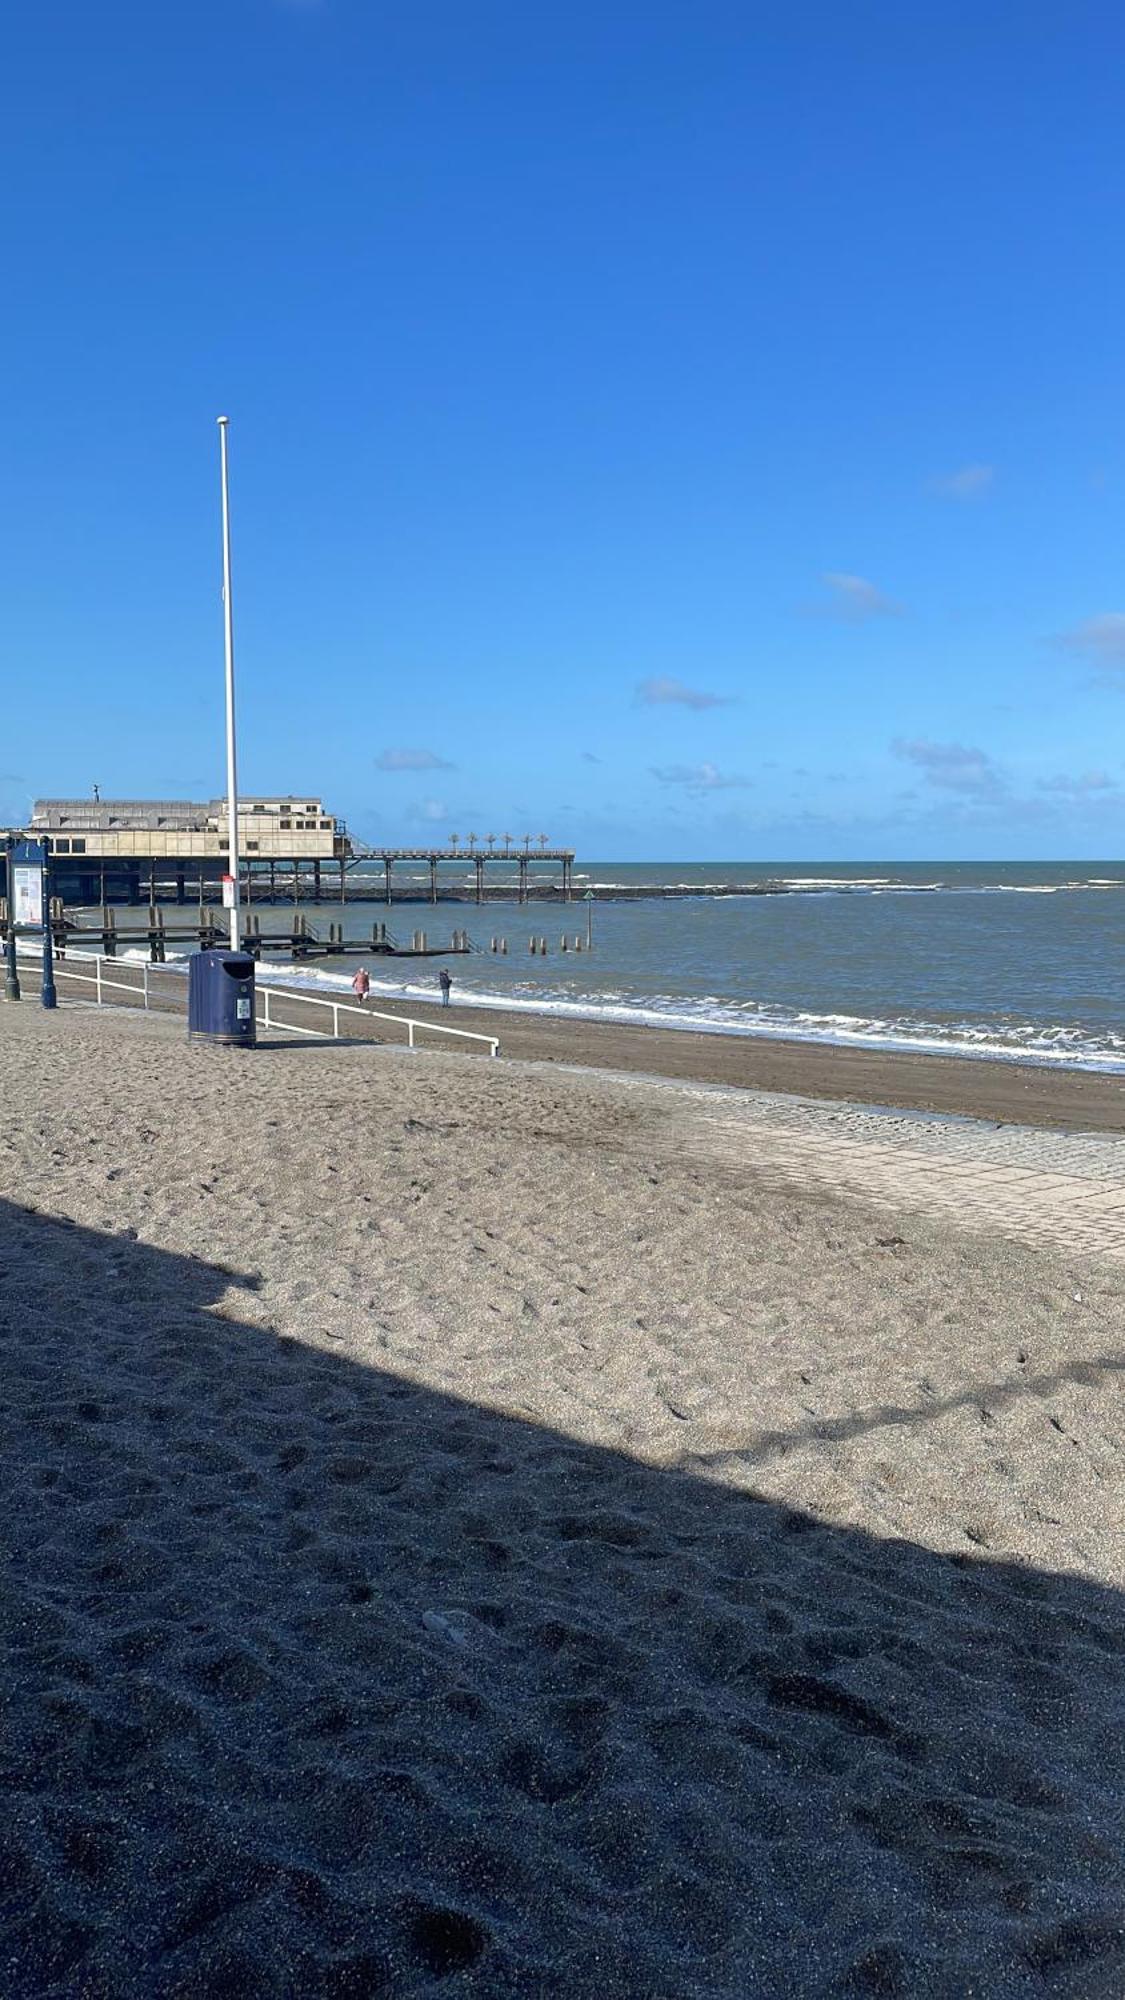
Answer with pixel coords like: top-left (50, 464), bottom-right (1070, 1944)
top-left (55, 839), bottom-right (71, 853)
top-left (72, 839), bottom-right (86, 853)
top-left (280, 819), bottom-right (291, 829)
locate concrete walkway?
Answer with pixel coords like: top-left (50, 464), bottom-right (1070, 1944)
top-left (617, 1075), bottom-right (1125, 1266)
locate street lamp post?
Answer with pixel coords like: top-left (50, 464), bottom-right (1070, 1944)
top-left (217, 416), bottom-right (242, 953)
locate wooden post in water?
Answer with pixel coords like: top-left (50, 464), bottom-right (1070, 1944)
top-left (384, 857), bottom-right (393, 907)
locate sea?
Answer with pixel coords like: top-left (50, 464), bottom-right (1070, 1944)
top-left (135, 858), bottom-right (1125, 1075)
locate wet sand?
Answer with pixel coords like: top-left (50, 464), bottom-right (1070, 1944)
top-left (46, 955), bottom-right (1125, 1130)
top-left (3, 1003), bottom-right (1124, 1995)
top-left (291, 984), bottom-right (1125, 1134)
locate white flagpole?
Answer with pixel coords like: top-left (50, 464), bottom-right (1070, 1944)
top-left (217, 416), bottom-right (241, 952)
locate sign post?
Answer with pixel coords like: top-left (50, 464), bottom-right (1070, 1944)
top-left (583, 887), bottom-right (595, 951)
top-left (7, 838), bottom-right (55, 1008)
top-left (4, 839), bottom-right (21, 1001)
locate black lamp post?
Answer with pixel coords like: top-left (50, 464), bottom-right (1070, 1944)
top-left (40, 840), bottom-right (57, 1009)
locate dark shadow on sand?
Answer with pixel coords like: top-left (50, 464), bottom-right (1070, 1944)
top-left (696, 1353), bottom-right (1125, 1473)
top-left (251, 1036), bottom-right (394, 1053)
top-left (2, 1199), bottom-right (1123, 1997)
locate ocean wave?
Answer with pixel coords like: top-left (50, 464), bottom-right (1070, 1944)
top-left (83, 940), bottom-right (1125, 1075)
top-left (237, 957), bottom-right (1125, 1074)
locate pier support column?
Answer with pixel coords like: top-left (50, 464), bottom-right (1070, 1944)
top-left (430, 856), bottom-right (437, 905)
top-left (519, 856), bottom-right (528, 904)
top-left (384, 857), bottom-right (393, 906)
top-left (340, 858), bottom-right (346, 904)
top-left (269, 860), bottom-right (276, 903)
top-left (313, 860), bottom-right (322, 902)
top-left (175, 871), bottom-right (185, 905)
top-left (475, 856), bottom-right (484, 905)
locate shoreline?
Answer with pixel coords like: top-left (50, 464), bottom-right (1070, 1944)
top-left (343, 989), bottom-right (1125, 1132)
top-left (40, 950), bottom-right (1125, 1132)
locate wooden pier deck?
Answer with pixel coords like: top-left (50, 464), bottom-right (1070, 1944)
top-left (0, 910), bottom-right (479, 966)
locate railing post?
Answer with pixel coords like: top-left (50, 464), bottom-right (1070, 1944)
top-left (333, 1002), bottom-right (339, 1039)
top-left (96, 958), bottom-right (102, 1007)
top-left (408, 1021), bottom-right (414, 1049)
top-left (142, 963), bottom-right (150, 1010)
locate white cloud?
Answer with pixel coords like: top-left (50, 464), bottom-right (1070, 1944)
top-left (1036, 770), bottom-right (1116, 796)
top-left (408, 799), bottom-right (449, 822)
top-left (651, 762), bottom-right (750, 793)
top-left (821, 573), bottom-right (901, 621)
top-left (930, 464), bottom-right (995, 500)
top-left (636, 676), bottom-right (732, 710)
top-left (1058, 613), bottom-right (1125, 675)
top-left (376, 748), bottom-right (455, 772)
top-left (892, 738), bottom-right (1004, 796)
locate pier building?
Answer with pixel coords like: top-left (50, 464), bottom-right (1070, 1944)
top-left (24, 797), bottom-right (349, 904)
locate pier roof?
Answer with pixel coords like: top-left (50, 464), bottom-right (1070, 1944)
top-left (33, 796), bottom-right (332, 832)
top-left (33, 800), bottom-right (208, 831)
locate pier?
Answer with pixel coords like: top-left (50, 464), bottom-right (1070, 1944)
top-left (363, 847), bottom-right (576, 905)
top-left (1, 804), bottom-right (577, 909)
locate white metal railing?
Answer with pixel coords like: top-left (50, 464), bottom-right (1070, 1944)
top-left (256, 982), bottom-right (499, 1056)
top-left (18, 942), bottom-right (500, 1057)
top-left (30, 955), bottom-right (152, 1008)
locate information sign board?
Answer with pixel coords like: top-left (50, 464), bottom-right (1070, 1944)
top-left (13, 864), bottom-right (43, 928)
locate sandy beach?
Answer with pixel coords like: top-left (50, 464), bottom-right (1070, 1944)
top-left (50, 954), bottom-right (1125, 1132)
top-left (318, 988), bottom-right (1125, 1133)
top-left (2, 1001), bottom-right (1124, 1995)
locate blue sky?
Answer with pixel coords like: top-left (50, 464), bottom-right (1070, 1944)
top-left (2, 1), bottom-right (1124, 860)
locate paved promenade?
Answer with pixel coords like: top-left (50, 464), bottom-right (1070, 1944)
top-left (606, 1071), bottom-right (1125, 1266)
